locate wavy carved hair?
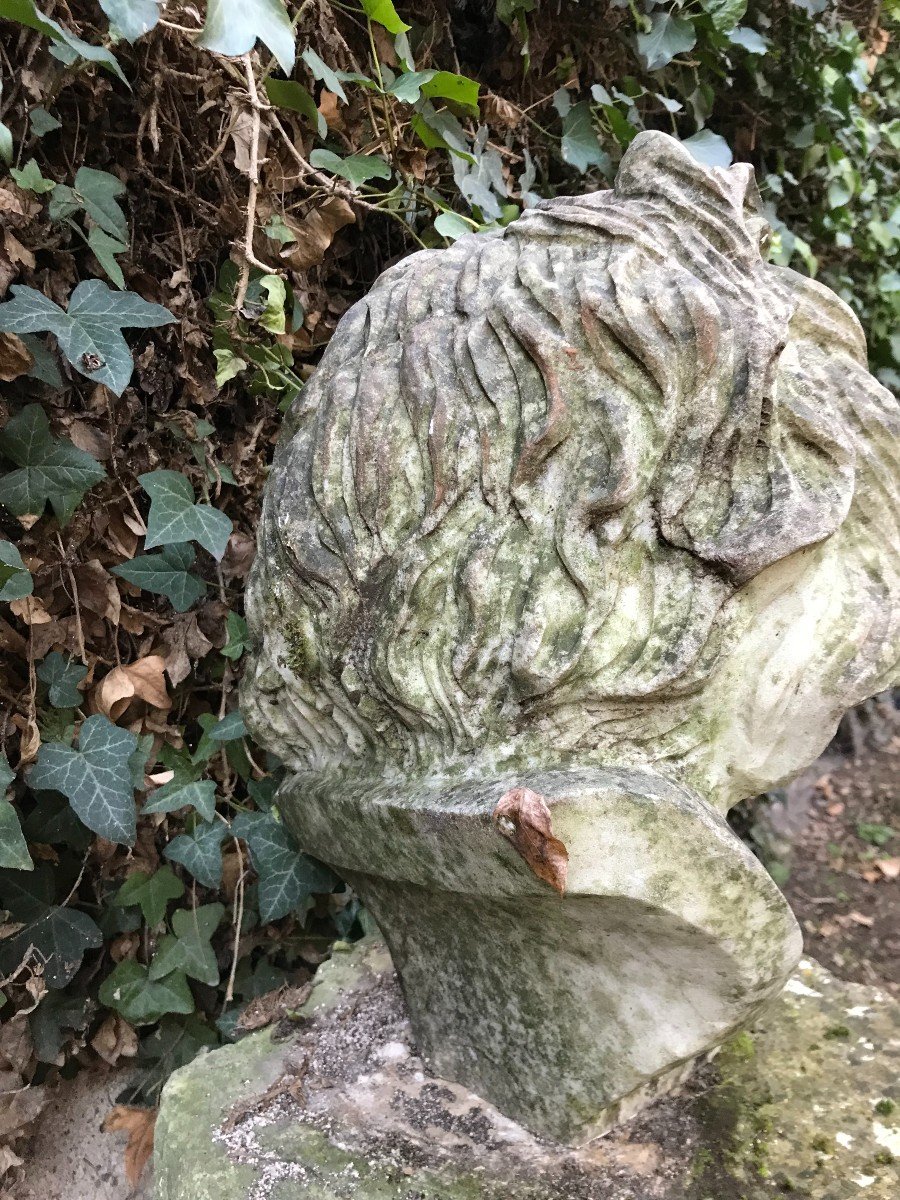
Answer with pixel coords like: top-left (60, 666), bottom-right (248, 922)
top-left (244, 132), bottom-right (900, 777)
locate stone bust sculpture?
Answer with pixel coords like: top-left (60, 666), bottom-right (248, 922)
top-left (242, 131), bottom-right (900, 1144)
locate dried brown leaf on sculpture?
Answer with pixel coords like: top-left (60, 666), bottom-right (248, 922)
top-left (493, 788), bottom-right (569, 895)
top-left (103, 1105), bottom-right (156, 1185)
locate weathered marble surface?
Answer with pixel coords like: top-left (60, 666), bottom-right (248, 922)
top-left (154, 939), bottom-right (900, 1200)
top-left (242, 131), bottom-right (900, 1139)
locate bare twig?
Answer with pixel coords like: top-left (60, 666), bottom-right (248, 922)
top-left (234, 54), bottom-right (274, 320)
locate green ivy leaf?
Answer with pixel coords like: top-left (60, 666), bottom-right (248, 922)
top-left (197, 0), bottom-right (295, 76)
top-left (434, 211), bottom-right (474, 241)
top-left (309, 149), bottom-right (392, 188)
top-left (0, 540), bottom-right (33, 601)
top-left (114, 866), bottom-right (185, 925)
top-left (263, 79), bottom-right (326, 138)
top-left (164, 819), bottom-right (227, 888)
top-left (98, 0), bottom-right (160, 42)
top-left (561, 101), bottom-right (610, 172)
top-left (728, 26), bottom-right (768, 55)
top-left (29, 991), bottom-right (92, 1062)
top-left (87, 227), bottom-right (127, 290)
top-left (111, 541), bottom-right (206, 612)
top-left (0, 903), bottom-right (102, 987)
top-left (301, 48), bottom-right (349, 103)
top-left (37, 652), bottom-right (87, 707)
top-left (221, 612), bottom-right (249, 660)
top-left (29, 714), bottom-right (138, 844)
top-left (29, 108), bottom-right (61, 137)
top-left (0, 405), bottom-right (106, 524)
top-left (140, 471), bottom-right (232, 561)
top-left (232, 811), bottom-right (336, 922)
top-left (388, 70), bottom-right (436, 104)
top-left (420, 71), bottom-right (479, 114)
top-left (0, 754), bottom-right (31, 871)
top-left (0, 281), bottom-right (174, 396)
top-left (700, 0), bottom-right (747, 32)
top-left (142, 779), bottom-right (217, 822)
top-left (99, 959), bottom-right (194, 1023)
top-left (636, 13), bottom-right (697, 71)
top-left (682, 128), bottom-right (733, 167)
top-left (0, 0), bottom-right (127, 83)
top-left (361, 0), bottom-right (409, 35)
top-left (208, 711), bottom-right (247, 742)
top-left (70, 167), bottom-right (128, 241)
top-left (149, 902), bottom-right (224, 986)
top-left (10, 158), bottom-right (55, 193)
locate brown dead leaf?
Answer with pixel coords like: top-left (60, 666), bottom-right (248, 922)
top-left (73, 559), bottom-right (121, 624)
top-left (93, 655), bottom-right (171, 719)
top-left (875, 856), bottom-right (900, 880)
top-left (847, 910), bottom-right (874, 927)
top-left (0, 333), bottom-right (33, 382)
top-left (318, 89), bottom-right (344, 131)
top-left (9, 595), bottom-right (51, 625)
top-left (278, 198), bottom-right (355, 271)
top-left (103, 1105), bottom-right (156, 1185)
top-left (4, 231), bottom-right (35, 270)
top-left (483, 93), bottom-right (523, 128)
top-left (91, 1014), bottom-right (139, 1065)
top-left (157, 612), bottom-right (214, 686)
top-left (493, 787), bottom-right (568, 894)
top-left (0, 1082), bottom-right (47, 1141)
top-left (236, 982), bottom-right (312, 1032)
top-left (825, 800), bottom-right (845, 817)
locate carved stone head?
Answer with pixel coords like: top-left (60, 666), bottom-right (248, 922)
top-left (243, 132), bottom-right (900, 1142)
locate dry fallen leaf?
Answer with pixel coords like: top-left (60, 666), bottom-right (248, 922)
top-left (278, 197), bottom-right (355, 272)
top-left (847, 910), bottom-right (874, 927)
top-left (93, 654), bottom-right (171, 719)
top-left (0, 332), bottom-right (33, 381)
top-left (73, 559), bottom-right (121, 624)
top-left (103, 1105), bottom-right (156, 1185)
top-left (9, 596), bottom-right (52, 625)
top-left (91, 1014), bottom-right (139, 1065)
top-left (493, 787), bottom-right (569, 895)
top-left (875, 857), bottom-right (900, 880)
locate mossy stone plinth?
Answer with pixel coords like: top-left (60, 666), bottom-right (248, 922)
top-left (155, 939), bottom-right (900, 1200)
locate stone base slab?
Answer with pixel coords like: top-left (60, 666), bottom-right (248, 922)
top-left (155, 939), bottom-right (900, 1200)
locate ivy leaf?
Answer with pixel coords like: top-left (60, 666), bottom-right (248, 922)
top-left (232, 811), bottom-right (336, 922)
top-left (0, 0), bottom-right (127, 83)
top-left (37, 652), bottom-right (87, 707)
top-left (682, 129), bottom-right (733, 167)
top-left (29, 714), bottom-right (138, 844)
top-left (114, 866), bottom-right (185, 925)
top-left (700, 0), bottom-right (747, 33)
top-left (420, 71), bottom-right (480, 114)
top-left (636, 13), bottom-right (697, 71)
top-left (149, 903), bottom-right (224, 986)
top-left (99, 960), bottom-right (194, 1023)
top-left (140, 471), bottom-right (232, 561)
top-left (142, 779), bottom-right (217, 822)
top-left (97, 0), bottom-right (160, 42)
top-left (0, 754), bottom-right (31, 871)
top-left (361, 0), bottom-right (409, 35)
top-left (0, 404), bottom-right (106, 524)
top-left (0, 539), bottom-right (33, 601)
top-left (0, 281), bottom-right (175, 396)
top-left (263, 78), bottom-right (326, 138)
top-left (434, 211), bottom-right (473, 241)
top-left (388, 69), bottom-right (437, 104)
top-left (221, 612), bottom-right (249, 660)
top-left (0, 904), bottom-right (102, 987)
top-left (301, 48), bottom-right (349, 103)
top-left (728, 27), bottom-right (768, 55)
top-left (111, 541), bottom-right (206, 612)
top-left (164, 819), bottom-right (227, 888)
top-left (9, 158), bottom-right (55, 193)
top-left (71, 167), bottom-right (128, 241)
top-left (197, 0), bottom-right (295, 76)
top-left (208, 711), bottom-right (247, 742)
top-left (87, 227), bottom-right (127, 290)
top-left (561, 101), bottom-right (610, 173)
top-left (309, 149), bottom-right (392, 188)
top-left (29, 108), bottom-right (61, 137)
